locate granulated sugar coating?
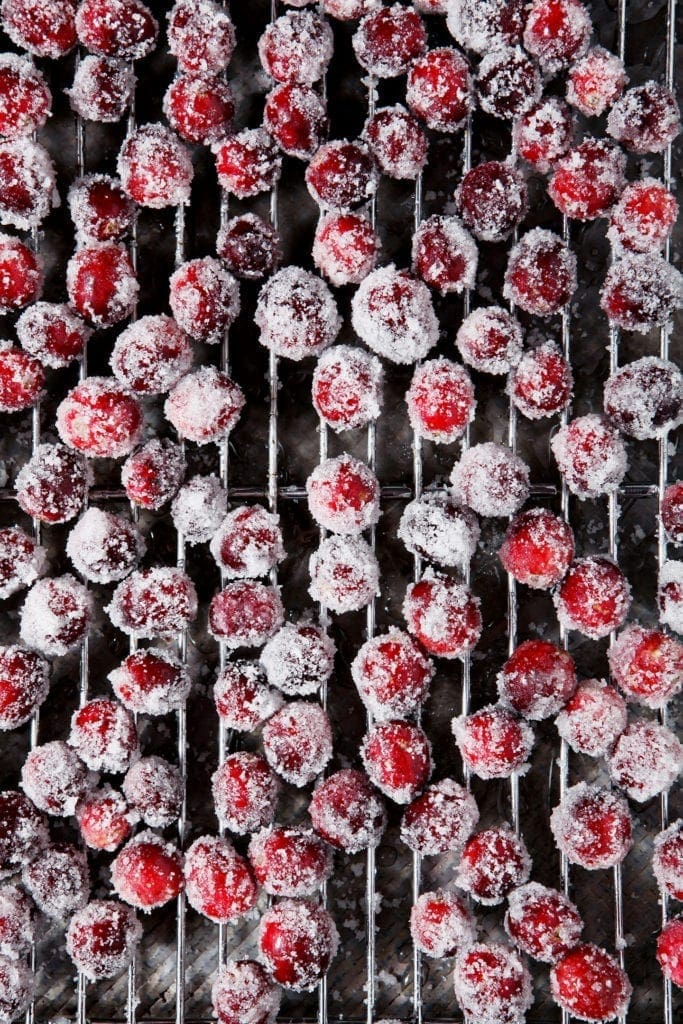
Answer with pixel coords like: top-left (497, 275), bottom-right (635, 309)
top-left (513, 97), bottom-right (575, 173)
top-left (15, 443), bottom-right (91, 524)
top-left (213, 661), bottom-right (284, 732)
top-left (550, 943), bottom-right (632, 1023)
top-left (122, 438), bottom-right (186, 510)
top-left (446, 0), bottom-right (526, 54)
top-left (0, 645), bottom-right (49, 731)
top-left (117, 124), bottom-right (193, 209)
top-left (405, 358), bottom-right (476, 444)
top-left (607, 720), bottom-right (683, 803)
top-left (218, 213), bottom-right (281, 281)
top-left (457, 826), bottom-right (531, 906)
top-left (607, 81), bottom-right (681, 154)
top-left (309, 769), bottom-right (386, 853)
top-left (263, 83), bottom-right (327, 160)
top-left (16, 301), bottom-right (91, 369)
top-left (171, 474), bottom-right (227, 545)
top-left (457, 161), bottom-right (528, 243)
top-left (550, 782), bottom-right (632, 869)
top-left (351, 264), bottom-right (438, 364)
top-left (406, 48), bottom-right (472, 134)
top-left (659, 559), bottom-right (683, 635)
top-left (111, 830), bottom-right (184, 911)
top-left (476, 46), bottom-right (542, 121)
top-left (248, 826), bottom-right (333, 898)
top-left (258, 899), bottom-right (339, 992)
top-left (214, 128), bottom-right (282, 200)
top-left (450, 442), bottom-right (530, 518)
top-left (211, 959), bottom-right (281, 1024)
top-left (306, 453), bottom-right (380, 536)
top-left (0, 54), bottom-right (51, 139)
top-left (603, 356), bottom-right (683, 439)
top-left (363, 104), bottom-right (428, 180)
top-left (107, 567), bottom-right (197, 640)
top-left (0, 139), bottom-right (58, 231)
top-left (163, 74), bottom-right (235, 146)
top-left (255, 266), bottom-right (340, 361)
top-left (523, 0), bottom-right (591, 74)
top-left (169, 257), bottom-right (240, 343)
top-left (509, 341), bottom-right (573, 420)
top-left (554, 679), bottom-right (627, 758)
top-left (657, 919), bottom-right (683, 989)
top-left (110, 315), bottom-right (193, 395)
top-left (56, 377), bottom-right (144, 459)
top-left (210, 505), bottom-right (284, 579)
top-left (398, 494), bottom-right (479, 569)
top-left (608, 178), bottom-right (678, 254)
top-left (305, 140), bottom-right (378, 212)
top-left (0, 956), bottom-right (32, 1022)
top-left (209, 580), bottom-right (284, 648)
top-left (601, 257), bottom-right (683, 333)
top-left (66, 507), bottom-right (144, 584)
top-left (20, 740), bottom-right (91, 818)
top-left (67, 55), bottom-right (135, 123)
top-left (66, 243), bottom-right (138, 327)
top-left (455, 305), bottom-right (524, 376)
top-left (258, 11), bottom-right (333, 86)
top-left (550, 413), bottom-right (627, 499)
top-left (212, 752), bottom-right (279, 835)
top-left (312, 345), bottom-right (383, 430)
top-left (497, 639), bottom-right (577, 721)
top-left (498, 507), bottom-right (574, 589)
top-left (164, 366), bottom-right (245, 445)
top-left (411, 216), bottom-right (478, 295)
top-left (548, 138), bottom-right (626, 221)
top-left (69, 698), bottom-right (139, 775)
top-left (0, 344), bottom-right (44, 413)
top-left (20, 574), bottom-right (92, 657)
top-left (0, 884), bottom-right (34, 958)
top-left (504, 227), bottom-right (577, 316)
top-left (0, 791), bottom-right (48, 878)
top-left (0, 233), bottom-right (42, 314)
top-left (123, 756), bottom-right (183, 829)
top-left (452, 704), bottom-right (535, 780)
top-left (608, 623), bottom-right (683, 708)
top-left (66, 899), bottom-right (141, 981)
top-left (183, 835), bottom-right (258, 924)
top-left (453, 942), bottom-right (533, 1024)
top-left (0, 530), bottom-right (45, 602)
top-left (361, 719), bottom-right (432, 803)
top-left (352, 5), bottom-right (426, 79)
top-left (259, 622), bottom-right (334, 697)
top-left (400, 778), bottom-right (479, 856)
top-left (653, 820), bottom-right (683, 902)
top-left (409, 888), bottom-right (476, 959)
top-left (22, 842), bottom-right (89, 920)
top-left (76, 786), bottom-right (133, 852)
top-left (403, 571), bottom-right (482, 659)
top-left (566, 46), bottom-right (626, 117)
top-left (262, 701), bottom-right (333, 787)
top-left (75, 0), bottom-right (158, 60)
top-left (167, 0), bottom-right (236, 75)
top-left (505, 882), bottom-right (583, 963)
top-left (554, 556), bottom-right (631, 639)
top-left (351, 627), bottom-right (434, 721)
top-left (313, 212), bottom-right (379, 287)
top-left (67, 174), bottom-right (135, 244)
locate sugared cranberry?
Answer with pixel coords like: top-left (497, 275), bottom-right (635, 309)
top-left (312, 345), bottom-right (382, 432)
top-left (446, 0), bottom-right (526, 53)
top-left (165, 366), bottom-right (245, 445)
top-left (212, 960), bottom-right (280, 1024)
top-left (2, 0), bottom-right (76, 58)
top-left (663, 482), bottom-right (683, 545)
top-left (0, 234), bottom-right (42, 314)
top-left (351, 628), bottom-right (433, 721)
top-left (513, 97), bottom-right (574, 173)
top-left (164, 74), bottom-right (234, 145)
top-left (306, 454), bottom-right (379, 536)
top-left (118, 124), bottom-right (192, 208)
top-left (364, 104), bottom-right (427, 180)
top-left (259, 623), bottom-right (333, 698)
top-left (67, 56), bottom-right (134, 123)
top-left (455, 306), bottom-right (523, 376)
top-left (0, 957), bottom-right (32, 1020)
top-left (309, 769), bottom-right (386, 853)
top-left (17, 302), bottom-right (90, 370)
top-left (184, 835), bottom-right (257, 923)
top-left (313, 212), bottom-right (378, 287)
top-left (657, 919), bottom-right (683, 988)
top-left (555, 679), bottom-right (627, 758)
top-left (551, 944), bottom-right (632, 1021)
top-left (403, 572), bottom-right (481, 659)
top-left (309, 535), bottom-right (379, 613)
top-left (412, 215), bottom-right (478, 295)
top-left (15, 443), bottom-right (90, 524)
top-left (607, 82), bottom-right (681, 155)
top-left (21, 740), bottom-right (91, 817)
top-left (321, 0), bottom-right (381, 17)
top-left (122, 756), bottom-right (183, 828)
top-left (351, 264), bottom-right (438, 363)
top-left (306, 140), bottom-right (377, 211)
top-left (510, 342), bottom-right (573, 420)
top-left (0, 645), bottom-right (48, 731)
top-left (172, 474), bottom-right (227, 545)
top-left (405, 358), bottom-right (476, 444)
top-left (0, 55), bottom-right (50, 139)
top-left (0, 530), bottom-right (44, 601)
top-left (76, 786), bottom-right (133, 851)
top-left (212, 751), bottom-right (279, 835)
top-left (69, 698), bottom-right (138, 775)
top-left (406, 48), bottom-right (471, 133)
top-left (499, 508), bottom-right (574, 590)
top-left (523, 0), bottom-right (591, 74)
top-left (477, 46), bottom-right (542, 120)
top-left (169, 257), bottom-right (240, 343)
top-left (504, 228), bottom-right (577, 317)
top-left (20, 575), bottom-right (92, 657)
top-left (259, 11), bottom-right (333, 85)
top-left (122, 438), bottom-right (186, 510)
top-left (167, 0), bottom-right (236, 75)
top-left (453, 943), bottom-right (533, 1023)
top-left (410, 889), bottom-right (476, 958)
top-left (353, 4), bottom-right (426, 78)
top-left (210, 505), bottom-right (283, 579)
top-left (0, 884), bottom-right (34, 957)
top-left (248, 826), bottom-right (332, 898)
top-left (214, 661), bottom-right (283, 732)
top-left (67, 507), bottom-right (143, 584)
top-left (263, 83), bottom-right (327, 160)
top-left (0, 140), bottom-right (56, 231)
top-left (551, 414), bottom-right (627, 500)
top-left (653, 822), bottom-right (683, 902)
top-left (498, 640), bottom-right (576, 720)
top-left (107, 567), bottom-right (197, 639)
top-left (608, 624), bottom-right (683, 708)
top-left (209, 581), bottom-right (283, 649)
top-left (66, 899), bottom-right (141, 980)
top-left (112, 831), bottom-right (184, 910)
top-left (398, 495), bottom-right (480, 568)
top-left (453, 704), bottom-right (534, 779)
top-left (262, 701), bottom-right (333, 787)
top-left (66, 243), bottom-right (138, 327)
top-left (400, 778), bottom-right (479, 855)
top-left (457, 161), bottom-right (527, 243)
top-left (68, 174), bottom-right (135, 244)
top-left (76, 0), bottom-right (157, 59)
top-left (57, 377), bottom-right (143, 459)
top-left (604, 356), bottom-right (683, 438)
top-left (458, 827), bottom-right (531, 905)
top-left (0, 792), bottom-right (47, 877)
top-left (451, 441), bottom-right (530, 518)
top-left (505, 882), bottom-right (583, 963)
top-left (0, 345), bottom-right (43, 414)
top-left (567, 46), bottom-right (626, 117)
top-left (214, 129), bottom-right (281, 199)
top-left (607, 720), bottom-right (682, 803)
top-left (555, 556), bottom-right (630, 640)
top-left (550, 782), bottom-right (632, 869)
top-left (111, 314), bottom-right (193, 396)
top-left (549, 139), bottom-right (626, 221)
top-left (659, 560), bottom-right (683, 635)
top-left (362, 719), bottom-right (431, 804)
top-left (609, 178), bottom-right (678, 254)
top-left (22, 842), bottom-right (89, 920)
top-left (217, 213), bottom-right (280, 281)
top-left (259, 899), bottom-right (338, 992)
top-left (255, 266), bottom-right (340, 361)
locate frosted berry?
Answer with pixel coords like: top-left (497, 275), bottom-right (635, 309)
top-left (555, 679), bottom-right (627, 758)
top-left (56, 377), bottom-right (143, 459)
top-left (212, 960), bottom-right (281, 1024)
top-left (69, 698), bottom-right (138, 774)
top-left (513, 97), bottom-right (574, 173)
top-left (555, 556), bottom-right (630, 640)
top-left (258, 11), bottom-right (333, 85)
top-left (210, 506), bottom-right (283, 580)
top-left (1, 0), bottom-right (76, 58)
top-left (505, 882), bottom-right (583, 963)
top-left (567, 47), bottom-right (626, 117)
top-left (450, 442), bottom-right (530, 518)
top-left (163, 74), bottom-right (234, 145)
top-left (112, 316), bottom-right (192, 396)
top-left (76, 786), bottom-right (133, 851)
top-left (659, 560), bottom-right (683, 635)
top-left (262, 701), bottom-right (333, 787)
top-left (76, 0), bottom-right (158, 59)
top-left (309, 769), bottom-right (386, 853)
top-left (22, 842), bottom-right (89, 920)
top-left (0, 55), bottom-right (50, 139)
top-left (313, 212), bottom-right (378, 287)
top-left (607, 720), bottom-right (682, 803)
top-left (550, 783), bottom-right (632, 869)
top-left (608, 624), bottom-right (683, 709)
top-left (0, 140), bottom-right (57, 231)
top-left (457, 827), bottom-right (531, 905)
top-left (398, 495), bottom-right (479, 568)
top-left (653, 822), bottom-right (683, 902)
top-left (260, 622), bottom-right (333, 698)
top-left (0, 645), bottom-right (48, 731)
top-left (657, 919), bottom-right (683, 989)
top-left (446, 0), bottom-right (526, 54)
top-left (172, 475), bottom-right (227, 545)
top-left (66, 900), bottom-right (141, 980)
top-left (0, 234), bottom-right (42, 314)
top-left (551, 944), bottom-right (632, 1022)
top-left (312, 345), bottom-right (382, 431)
top-left (68, 56), bottom-right (134, 123)
top-left (214, 129), bottom-right (281, 199)
top-left (510, 342), bottom-right (573, 420)
top-left (67, 175), bottom-right (135, 244)
top-left (410, 889), bottom-right (476, 958)
top-left (551, 414), bottom-right (627, 500)
top-left (209, 581), bottom-right (283, 649)
top-left (67, 507), bottom-right (143, 584)
top-left (607, 82), bottom-right (681, 155)
top-left (405, 358), bottom-right (476, 444)
top-left (248, 826), bottom-right (333, 897)
top-left (523, 0), bottom-right (591, 74)
top-left (0, 957), bottom-right (32, 1021)
top-left (21, 740), bottom-right (91, 817)
top-left (498, 640), bottom-right (576, 720)
top-left (352, 4), bottom-right (427, 78)
top-left (477, 46), bottom-right (542, 120)
top-left (259, 899), bottom-right (339, 991)
top-left (321, 0), bottom-right (381, 18)
top-left (0, 884), bottom-right (34, 958)
top-left (663, 482), bottom-right (683, 545)
top-left (307, 454), bottom-right (379, 536)
top-left (66, 243), bottom-right (138, 327)
top-left (362, 719), bottom-right (431, 804)
top-left (453, 942), bottom-right (533, 1023)
top-left (453, 705), bottom-right (534, 780)
top-left (122, 757), bottom-right (183, 829)
top-left (306, 140), bottom-right (377, 211)
top-left (404, 572), bottom-right (481, 659)
top-left (107, 567), bottom-right (198, 639)
top-left (504, 228), bottom-right (577, 316)
top-left (0, 345), bottom-right (43, 413)
top-left (0, 792), bottom-right (47, 877)
top-left (112, 831), bottom-right (184, 910)
top-left (351, 627), bottom-right (433, 721)
top-left (498, 508), bottom-right (574, 590)
top-left (549, 139), bottom-right (626, 221)
top-left (255, 266), bottom-right (340, 361)
top-left (406, 48), bottom-right (471, 133)
top-left (20, 575), bottom-right (91, 657)
top-left (309, 535), bottom-right (379, 613)
top-left (263, 83), bottom-right (327, 160)
top-left (214, 661), bottom-right (283, 732)
top-left (608, 179), bottom-right (678, 255)
top-left (184, 835), bottom-right (258, 923)
top-left (400, 778), bottom-right (478, 856)
top-left (121, 438), bottom-right (186, 510)
top-left (0, 529), bottom-right (45, 601)
top-left (412, 215), bottom-right (478, 295)
top-left (169, 257), bottom-right (240, 343)
top-left (165, 366), bottom-right (245, 444)
top-left (457, 161), bottom-right (527, 243)
top-left (118, 125), bottom-right (192, 209)
top-left (167, 0), bottom-right (236, 76)
top-left (603, 357), bottom-right (683, 438)
top-left (351, 264), bottom-right (438, 364)
top-left (455, 305), bottom-right (523, 376)
top-left (212, 751), bottom-right (279, 835)
top-left (17, 302), bottom-right (90, 369)
top-left (217, 213), bottom-right (280, 281)
top-left (364, 104), bottom-right (427, 180)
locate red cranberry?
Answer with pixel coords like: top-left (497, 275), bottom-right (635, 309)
top-left (549, 139), bottom-right (626, 221)
top-left (0, 234), bottom-right (42, 313)
top-left (453, 704), bottom-right (534, 780)
top-left (209, 581), bottom-right (283, 649)
top-left (306, 453), bottom-right (379, 536)
top-left (313, 212), bottom-right (378, 287)
top-left (567, 46), bottom-right (626, 117)
top-left (510, 342), bottom-right (573, 420)
top-left (22, 842), bottom-right (89, 919)
top-left (17, 302), bottom-right (90, 369)
top-left (353, 4), bottom-right (426, 78)
top-left (57, 377), bottom-right (143, 459)
top-left (523, 0), bottom-right (591, 74)
top-left (0, 884), bottom-right (34, 958)
top-left (551, 944), bottom-right (632, 1021)
top-left (400, 778), bottom-right (479, 855)
top-left (164, 74), bottom-right (234, 145)
top-left (0, 55), bottom-right (50, 139)
top-left (184, 835), bottom-right (258, 923)
top-left (2, 0), bottom-right (76, 58)
top-left (214, 661), bottom-right (283, 732)
top-left (362, 719), bottom-right (431, 804)
top-left (351, 627), bottom-right (433, 721)
top-left (663, 482), bottom-right (683, 545)
top-left (609, 178), bottom-right (678, 254)
top-left (168, 0), bottom-right (236, 75)
top-left (513, 97), bottom-right (574, 172)
top-left (505, 882), bottom-right (583, 963)
top-left (0, 792), bottom-right (47, 877)
top-left (457, 160), bottom-right (527, 243)
top-left (262, 701), bottom-right (333, 787)
top-left (75, 0), bottom-right (158, 59)
top-left (165, 366), bottom-right (245, 444)
top-left (604, 356), bottom-right (683, 438)
top-left (451, 442), bottom-right (530, 518)
top-left (403, 572), bottom-right (482, 659)
top-left (66, 507), bottom-right (144, 584)
top-left (217, 213), bottom-right (280, 281)
top-left (504, 228), bottom-right (577, 316)
top-left (351, 264), bottom-right (438, 363)
top-left (498, 640), bottom-right (576, 721)
top-left (111, 314), bottom-right (192, 395)
top-left (69, 698), bottom-right (138, 775)
top-left (212, 960), bottom-right (281, 1024)
top-left (477, 46), bottom-right (542, 120)
top-left (653, 822), bottom-right (683, 902)
top-left (121, 438), bottom-right (186, 510)
top-left (111, 831), bottom-right (184, 910)
top-left (260, 623), bottom-right (333, 698)
top-left (21, 740), bottom-right (91, 817)
top-left (0, 139), bottom-right (57, 231)
top-left (108, 567), bottom-right (198, 639)
top-left (412, 215), bottom-right (478, 295)
top-left (607, 720), bottom-right (682, 803)
top-left (406, 48), bottom-right (472, 133)
top-left (453, 943), bottom-right (533, 1022)
top-left (446, 0), bottom-right (526, 53)
top-left (312, 344), bottom-right (382, 430)
top-left (263, 83), bottom-right (327, 160)
top-left (608, 624), bottom-right (683, 709)
top-left (306, 140), bottom-right (377, 211)
top-left (212, 751), bottom-right (279, 835)
top-left (118, 124), bottom-right (193, 208)
top-left (0, 957), bottom-right (32, 1020)
top-left (66, 243), bottom-right (138, 327)
top-left (214, 128), bottom-right (281, 199)
top-left (607, 82), bottom-right (681, 155)
top-left (458, 827), bottom-right (531, 905)
top-left (122, 756), bottom-right (183, 828)
top-left (406, 357), bottom-right (476, 444)
top-left (398, 495), bottom-right (480, 568)
top-left (410, 889), bottom-right (476, 958)
top-left (67, 174), bottom-right (135, 244)
top-left (169, 256), bottom-right (239, 343)
top-left (309, 769), bottom-right (386, 853)
top-left (498, 508), bottom-right (574, 590)
top-left (455, 305), bottom-right (523, 376)
top-left (68, 56), bottom-right (134, 123)
top-left (259, 11), bottom-right (333, 85)
top-left (15, 443), bottom-right (90, 524)
top-left (66, 899), bottom-right (141, 980)
top-left (259, 899), bottom-right (338, 991)
top-left (550, 782), bottom-right (632, 869)
top-left (172, 474), bottom-right (226, 545)
top-left (0, 529), bottom-right (44, 600)
top-left (657, 919), bottom-right (683, 988)
top-left (555, 557), bottom-right (630, 640)
top-left (248, 826), bottom-right (332, 897)
top-left (0, 345), bottom-right (43, 414)
top-left (308, 535), bottom-right (379, 613)
top-left (555, 679), bottom-right (627, 758)
top-left (20, 575), bottom-right (92, 657)
top-left (364, 104), bottom-right (428, 180)
top-left (551, 414), bottom-right (627, 499)
top-left (210, 505), bottom-right (283, 579)
top-left (76, 786), bottom-right (133, 851)
top-left (0, 645), bottom-right (48, 731)
top-left (255, 266), bottom-right (340, 361)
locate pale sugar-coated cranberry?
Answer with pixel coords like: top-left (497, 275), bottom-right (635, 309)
top-left (165, 366), bottom-right (245, 445)
top-left (0, 529), bottom-right (45, 600)
top-left (172, 474), bottom-right (227, 545)
top-left (69, 698), bottom-right (139, 775)
top-left (167, 0), bottom-right (236, 76)
top-left (0, 956), bottom-right (32, 1021)
top-left (213, 661), bottom-right (283, 732)
top-left (410, 889), bottom-right (476, 958)
top-left (513, 97), bottom-right (574, 173)
top-left (122, 756), bottom-right (183, 828)
top-left (450, 442), bottom-right (530, 518)
top-left (255, 266), bottom-right (340, 361)
top-left (66, 899), bottom-right (141, 980)
top-left (184, 835), bottom-right (258, 923)
top-left (262, 701), bottom-right (333, 787)
top-left (21, 740), bottom-right (91, 817)
top-left (118, 124), bottom-right (193, 209)
top-left (607, 82), bottom-right (681, 155)
top-left (259, 11), bottom-right (333, 85)
top-left (169, 257), bottom-right (240, 343)
top-left (263, 83), bottom-right (327, 160)
top-left (352, 4), bottom-right (427, 78)
top-left (509, 342), bottom-right (573, 420)
top-left (321, 0), bottom-right (380, 18)
top-left (0, 345), bottom-right (43, 414)
top-left (309, 769), bottom-right (386, 853)
top-left (657, 919), bottom-right (683, 989)
top-left (403, 572), bottom-right (481, 659)
top-left (67, 175), bottom-right (135, 244)
top-left (107, 567), bottom-right (198, 640)
top-left (555, 556), bottom-right (631, 640)
top-left (446, 0), bottom-right (526, 54)
top-left (66, 507), bottom-right (144, 585)
top-left (17, 302), bottom-right (91, 370)
top-left (0, 792), bottom-right (47, 878)
top-left (67, 56), bottom-right (134, 123)
top-left (607, 719), bottom-right (682, 803)
top-left (312, 344), bottom-right (382, 430)
top-left (212, 751), bottom-right (279, 835)
top-left (523, 0), bottom-right (591, 74)
top-left (2, 0), bottom-right (76, 58)
top-left (111, 314), bottom-right (193, 396)
top-left (121, 438), bottom-right (186, 510)
top-left (406, 48), bottom-right (472, 133)
top-left (504, 228), bottom-right (577, 317)
top-left (212, 960), bottom-right (281, 1024)
top-left (217, 213), bottom-right (280, 281)
top-left (75, 0), bottom-right (158, 60)
top-left (566, 46), bottom-right (626, 117)
top-left (21, 842), bottom-right (89, 919)
top-left (477, 46), bottom-right (542, 120)
top-left (214, 129), bottom-right (281, 200)
top-left (550, 782), bottom-right (632, 869)
top-left (260, 622), bottom-right (334, 698)
top-left (363, 104), bottom-right (427, 180)
top-left (551, 414), bottom-right (627, 500)
top-left (397, 495), bottom-right (480, 569)
top-left (259, 899), bottom-right (339, 992)
top-left (505, 882), bottom-right (583, 963)
top-left (57, 377), bottom-right (143, 459)
top-left (458, 826), bottom-right (531, 905)
top-left (453, 704), bottom-right (534, 780)
top-left (603, 356), bottom-right (683, 438)
top-left (20, 575), bottom-right (92, 657)
top-left (0, 55), bottom-right (50, 139)
top-left (0, 234), bottom-right (41, 314)
top-left (555, 679), bottom-right (627, 758)
top-left (210, 505), bottom-right (284, 580)
top-left (307, 453), bottom-right (379, 536)
top-left (455, 305), bottom-right (523, 376)
top-left (609, 178), bottom-right (678, 255)
top-left (405, 357), bottom-right (476, 444)
top-left (411, 215), bottom-right (478, 295)
top-left (111, 831), bottom-right (184, 910)
top-left (551, 944), bottom-right (632, 1021)
top-left (498, 639), bottom-right (576, 721)
top-left (498, 508), bottom-right (574, 590)
top-left (0, 645), bottom-right (49, 731)
top-left (308, 535), bottom-right (379, 614)
top-left (362, 719), bottom-right (432, 804)
top-left (549, 139), bottom-right (626, 221)
top-left (0, 140), bottom-right (56, 231)
top-left (66, 243), bottom-right (138, 327)
top-left (209, 581), bottom-right (283, 649)
top-left (76, 786), bottom-right (134, 851)
top-left (0, 884), bottom-right (34, 958)
top-left (163, 74), bottom-right (235, 145)
top-left (653, 821), bottom-right (683, 902)
top-left (351, 627), bottom-right (433, 721)
top-left (457, 160), bottom-right (527, 243)
top-left (453, 942), bottom-right (533, 1023)
top-left (351, 264), bottom-right (438, 364)
top-left (313, 212), bottom-right (379, 287)
top-left (400, 778), bottom-right (478, 856)
top-left (608, 623), bottom-right (683, 709)
top-left (248, 826), bottom-right (333, 897)
top-left (15, 443), bottom-right (90, 525)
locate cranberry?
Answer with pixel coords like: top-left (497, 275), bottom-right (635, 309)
top-left (17, 302), bottom-right (90, 370)
top-left (212, 960), bottom-right (281, 1024)
top-left (66, 243), bottom-right (138, 327)
top-left (609, 624), bottom-right (683, 709)
top-left (398, 495), bottom-right (480, 568)
top-left (551, 944), bottom-right (632, 1021)
top-left (68, 56), bottom-right (134, 123)
top-left (66, 899), bottom-right (141, 980)
top-left (412, 215), bottom-right (478, 295)
top-left (499, 508), bottom-right (574, 590)
top-left (67, 174), bottom-right (135, 244)
top-left (111, 315), bottom-right (193, 396)
top-left (653, 822), bottom-right (683, 902)
top-left (262, 701), bottom-right (333, 787)
top-left (451, 442), bottom-right (530, 518)
top-left (567, 46), bottom-right (626, 117)
top-left (306, 140), bottom-right (377, 212)
top-left (657, 919), bottom-right (683, 988)
top-left (364, 104), bottom-right (427, 180)
top-left (313, 212), bottom-right (378, 287)
top-left (57, 377), bottom-right (143, 459)
top-left (555, 556), bottom-right (630, 640)
top-left (165, 366), bottom-right (245, 445)
top-left (308, 535), bottom-right (379, 613)
top-left (66, 507), bottom-right (144, 584)
top-left (0, 234), bottom-right (42, 313)
top-left (523, 0), bottom-right (591, 74)
top-left (0, 345), bottom-right (43, 414)
top-left (2, 0), bottom-right (76, 58)
top-left (172, 474), bottom-right (227, 545)
top-left (263, 83), bottom-right (327, 160)
top-left (504, 228), bottom-right (577, 316)
top-left (307, 453), bottom-right (379, 536)
top-left (0, 529), bottom-right (44, 601)
top-left (210, 505), bottom-right (283, 579)
top-left (457, 160), bottom-right (527, 243)
top-left (209, 581), bottom-right (283, 649)
top-left (0, 885), bottom-right (34, 957)
top-left (20, 575), bottom-right (92, 657)
top-left (108, 567), bottom-right (198, 640)
top-left (351, 627), bottom-right (433, 721)
top-left (455, 305), bottom-right (523, 376)
top-left (118, 124), bottom-right (192, 209)
top-left (458, 827), bottom-right (531, 905)
top-left (312, 345), bottom-right (382, 431)
top-left (0, 645), bottom-right (48, 731)
top-left (169, 257), bottom-right (240, 343)
top-left (663, 482), bottom-right (683, 545)
top-left (0, 140), bottom-right (57, 232)
top-left (555, 679), bottom-right (627, 758)
top-left (498, 640), bottom-right (576, 721)
top-left (310, 769), bottom-right (386, 852)
top-left (453, 704), bottom-right (534, 779)
top-left (0, 55), bottom-right (50, 139)
top-left (75, 0), bottom-right (158, 60)
top-left (22, 842), bottom-right (89, 920)
top-left (609, 178), bottom-right (678, 254)
top-left (21, 740), bottom-right (91, 817)
top-left (76, 786), bottom-right (133, 851)
top-left (164, 74), bottom-right (234, 145)
top-left (351, 264), bottom-right (438, 363)
top-left (16, 443), bottom-right (90, 524)
top-left (549, 139), bottom-right (626, 221)
top-left (122, 756), bottom-right (183, 828)
top-left (112, 831), bottom-right (183, 910)
top-left (510, 342), bottom-right (573, 420)
top-left (217, 213), bottom-right (280, 281)
top-left (400, 778), bottom-right (479, 855)
top-left (403, 572), bottom-right (481, 659)
top-left (255, 266), bottom-right (340, 361)
top-left (184, 835), bottom-right (257, 923)
top-left (513, 97), bottom-right (574, 172)
top-left (259, 899), bottom-right (338, 991)
top-left (121, 438), bottom-right (186, 510)
top-left (0, 957), bottom-right (32, 1021)
top-left (214, 128), bottom-right (281, 199)
top-left (168, 0), bottom-right (236, 75)
top-left (446, 0), bottom-right (526, 53)
top-left (248, 826), bottom-right (332, 897)
top-left (410, 889), bottom-right (476, 958)
top-left (214, 661), bottom-right (283, 732)
top-left (260, 622), bottom-right (334, 698)
top-left (322, 0), bottom-right (380, 17)
top-left (607, 720), bottom-right (682, 803)
top-left (0, 792), bottom-right (47, 877)
top-left (353, 4), bottom-right (426, 78)
top-left (259, 11), bottom-right (333, 85)
top-left (406, 48), bottom-right (471, 133)
top-left (659, 560), bottom-right (683, 635)
top-left (212, 751), bottom-right (279, 834)
top-left (551, 782), bottom-right (632, 869)
top-left (69, 698), bottom-right (138, 775)
top-left (405, 357), bottom-right (476, 444)
top-left (453, 943), bottom-right (533, 1023)
top-left (607, 82), bottom-right (681, 155)
top-left (551, 414), bottom-right (627, 500)
top-left (604, 356), bottom-right (683, 438)
top-left (505, 882), bottom-right (583, 963)
top-left (362, 719), bottom-right (431, 804)
top-left (477, 46), bottom-right (542, 120)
